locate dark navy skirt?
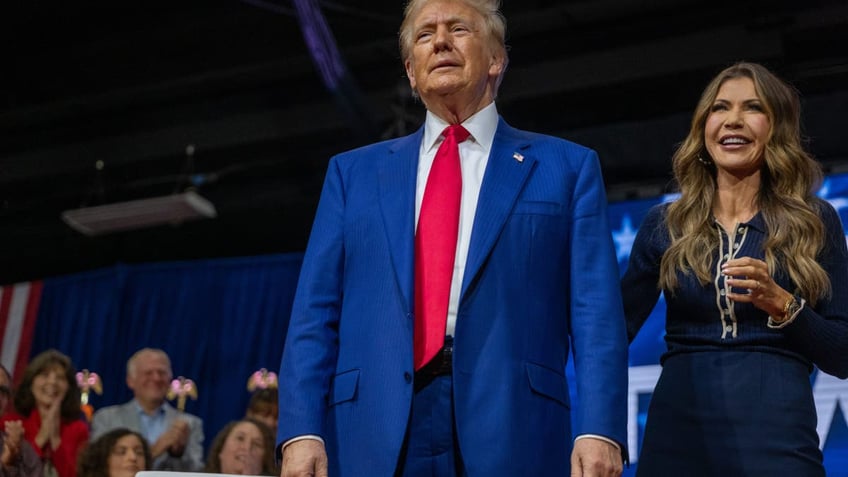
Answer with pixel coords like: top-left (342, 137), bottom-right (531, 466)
top-left (636, 350), bottom-right (824, 477)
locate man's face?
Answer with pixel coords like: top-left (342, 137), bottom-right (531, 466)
top-left (127, 352), bottom-right (172, 405)
top-left (0, 369), bottom-right (11, 414)
top-left (404, 0), bottom-right (504, 107)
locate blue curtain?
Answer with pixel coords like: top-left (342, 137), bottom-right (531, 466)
top-left (31, 253), bottom-right (303, 455)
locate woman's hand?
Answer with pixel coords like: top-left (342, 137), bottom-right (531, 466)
top-left (722, 257), bottom-right (793, 318)
top-left (1, 420), bottom-right (24, 465)
top-left (34, 400), bottom-right (62, 450)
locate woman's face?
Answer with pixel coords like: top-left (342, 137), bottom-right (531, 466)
top-left (704, 77), bottom-right (771, 178)
top-left (218, 421), bottom-right (266, 475)
top-left (108, 434), bottom-right (146, 477)
top-left (31, 364), bottom-right (68, 409)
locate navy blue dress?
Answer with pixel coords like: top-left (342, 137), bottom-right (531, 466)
top-left (622, 200), bottom-right (848, 476)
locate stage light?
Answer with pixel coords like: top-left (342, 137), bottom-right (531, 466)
top-left (61, 191), bottom-right (217, 236)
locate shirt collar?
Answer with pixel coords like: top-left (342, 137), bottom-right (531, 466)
top-left (712, 211), bottom-right (767, 233)
top-left (744, 211), bottom-right (766, 232)
top-left (422, 101), bottom-right (499, 154)
top-left (133, 399), bottom-right (165, 417)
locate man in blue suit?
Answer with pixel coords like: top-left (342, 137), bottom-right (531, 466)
top-left (277, 0), bottom-right (628, 476)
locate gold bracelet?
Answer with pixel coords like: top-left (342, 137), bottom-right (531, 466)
top-left (774, 295), bottom-right (796, 323)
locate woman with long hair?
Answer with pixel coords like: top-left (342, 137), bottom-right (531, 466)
top-left (0, 350), bottom-right (89, 477)
top-left (623, 62), bottom-right (848, 475)
top-left (205, 418), bottom-right (276, 476)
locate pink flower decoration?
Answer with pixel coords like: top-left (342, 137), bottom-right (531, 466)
top-left (247, 368), bottom-right (278, 391)
top-left (75, 370), bottom-right (103, 395)
top-left (167, 376), bottom-right (199, 412)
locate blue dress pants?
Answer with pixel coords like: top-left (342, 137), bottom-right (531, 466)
top-left (396, 375), bottom-right (467, 477)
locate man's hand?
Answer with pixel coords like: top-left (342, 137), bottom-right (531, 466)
top-left (281, 439), bottom-right (328, 477)
top-left (570, 438), bottom-right (622, 477)
top-left (167, 420), bottom-right (189, 456)
top-left (152, 420), bottom-right (190, 458)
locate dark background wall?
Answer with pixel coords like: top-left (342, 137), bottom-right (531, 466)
top-left (2, 0), bottom-right (847, 284)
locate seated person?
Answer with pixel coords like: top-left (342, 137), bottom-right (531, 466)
top-left (0, 351), bottom-right (88, 477)
top-left (244, 389), bottom-right (277, 434)
top-left (77, 429), bottom-right (150, 477)
top-left (0, 364), bottom-right (41, 477)
top-left (204, 419), bottom-right (276, 476)
top-left (91, 348), bottom-right (203, 471)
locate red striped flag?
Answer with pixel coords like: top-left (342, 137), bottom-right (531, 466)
top-left (0, 281), bottom-right (42, 384)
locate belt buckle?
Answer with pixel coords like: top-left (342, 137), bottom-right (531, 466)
top-left (435, 343), bottom-right (452, 375)
top-left (414, 340), bottom-right (453, 391)
top-left (417, 340), bottom-right (453, 377)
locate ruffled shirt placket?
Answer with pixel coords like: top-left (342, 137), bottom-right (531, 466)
top-left (713, 221), bottom-right (751, 339)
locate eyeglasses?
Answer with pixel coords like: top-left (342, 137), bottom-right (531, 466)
top-left (0, 385), bottom-right (10, 397)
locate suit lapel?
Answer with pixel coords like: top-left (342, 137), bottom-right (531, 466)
top-left (461, 119), bottom-right (535, 299)
top-left (123, 400), bottom-right (144, 430)
top-left (378, 129), bottom-right (423, 311)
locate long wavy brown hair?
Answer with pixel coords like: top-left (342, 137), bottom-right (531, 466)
top-left (660, 62), bottom-right (830, 304)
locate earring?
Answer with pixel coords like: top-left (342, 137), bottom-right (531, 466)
top-left (697, 154), bottom-right (713, 166)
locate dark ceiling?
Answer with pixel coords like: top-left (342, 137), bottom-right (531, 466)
top-left (2, 0), bottom-right (848, 284)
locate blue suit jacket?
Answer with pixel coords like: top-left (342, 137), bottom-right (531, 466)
top-left (278, 118), bottom-right (628, 476)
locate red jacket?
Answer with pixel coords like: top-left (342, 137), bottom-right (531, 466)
top-left (1, 411), bottom-right (89, 477)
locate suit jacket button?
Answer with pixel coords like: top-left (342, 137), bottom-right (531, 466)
top-left (404, 372), bottom-right (412, 383)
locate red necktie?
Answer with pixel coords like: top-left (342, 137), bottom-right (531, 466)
top-left (414, 124), bottom-right (470, 371)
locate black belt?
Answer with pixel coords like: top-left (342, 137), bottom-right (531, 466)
top-left (414, 337), bottom-right (453, 391)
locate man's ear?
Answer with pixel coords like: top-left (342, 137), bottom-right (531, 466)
top-left (404, 59), bottom-right (417, 91)
top-left (489, 52), bottom-right (506, 78)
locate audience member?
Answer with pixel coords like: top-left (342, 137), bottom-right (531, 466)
top-left (0, 350), bottom-right (88, 477)
top-left (91, 348), bottom-right (203, 471)
top-left (0, 364), bottom-right (41, 477)
top-left (244, 389), bottom-right (277, 434)
top-left (205, 418), bottom-right (276, 476)
top-left (77, 429), bottom-right (150, 477)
